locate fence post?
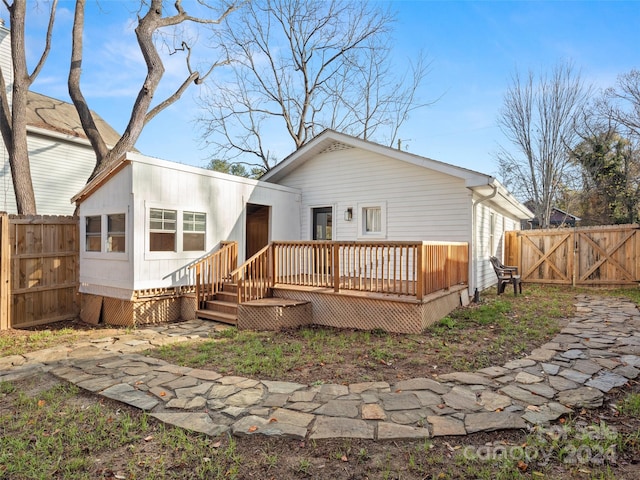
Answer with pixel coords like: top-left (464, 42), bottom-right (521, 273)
top-left (0, 213), bottom-right (10, 330)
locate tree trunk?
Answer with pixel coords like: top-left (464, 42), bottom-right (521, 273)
top-left (7, 1), bottom-right (37, 214)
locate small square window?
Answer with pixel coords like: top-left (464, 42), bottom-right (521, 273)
top-left (150, 208), bottom-right (176, 251)
top-left (364, 207), bottom-right (382, 233)
top-left (357, 202), bottom-right (386, 239)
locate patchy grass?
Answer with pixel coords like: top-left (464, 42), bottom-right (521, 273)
top-left (0, 327), bottom-right (82, 357)
top-left (617, 392), bottom-right (640, 418)
top-left (149, 284), bottom-right (578, 383)
top-left (2, 284), bottom-right (640, 479)
top-left (0, 376), bottom-right (242, 479)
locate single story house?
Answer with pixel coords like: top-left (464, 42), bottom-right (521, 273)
top-left (261, 130), bottom-right (533, 294)
top-left (72, 130), bottom-right (532, 332)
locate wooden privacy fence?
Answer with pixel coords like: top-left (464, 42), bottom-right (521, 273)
top-left (504, 224), bottom-right (640, 287)
top-left (0, 213), bottom-right (79, 330)
top-left (228, 240), bottom-right (469, 303)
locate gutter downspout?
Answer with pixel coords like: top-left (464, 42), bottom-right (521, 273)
top-left (471, 181), bottom-right (498, 297)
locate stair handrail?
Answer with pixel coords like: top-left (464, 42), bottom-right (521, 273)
top-left (190, 241), bottom-right (238, 308)
top-left (230, 243), bottom-right (273, 303)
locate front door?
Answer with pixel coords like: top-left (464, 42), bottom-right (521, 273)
top-left (246, 204), bottom-right (270, 258)
top-left (312, 207), bottom-right (332, 276)
top-left (312, 207), bottom-right (332, 240)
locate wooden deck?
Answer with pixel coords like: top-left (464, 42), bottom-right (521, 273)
top-left (192, 240), bottom-right (470, 333)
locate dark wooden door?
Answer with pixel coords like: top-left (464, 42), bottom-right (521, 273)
top-left (246, 204), bottom-right (270, 258)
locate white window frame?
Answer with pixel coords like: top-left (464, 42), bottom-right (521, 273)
top-left (308, 204), bottom-right (336, 240)
top-left (145, 203), bottom-right (211, 260)
top-left (149, 207), bottom-right (177, 253)
top-left (182, 211), bottom-right (206, 251)
top-left (81, 212), bottom-right (128, 260)
top-left (357, 202), bottom-right (387, 239)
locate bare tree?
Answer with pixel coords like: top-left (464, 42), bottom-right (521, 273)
top-left (0, 0), bottom-right (57, 214)
top-left (496, 63), bottom-right (589, 228)
top-left (197, 0), bottom-right (431, 172)
top-left (68, 0), bottom-right (236, 181)
top-left (602, 69), bottom-right (640, 137)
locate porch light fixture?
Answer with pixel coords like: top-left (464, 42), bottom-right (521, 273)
top-left (344, 208), bottom-right (353, 221)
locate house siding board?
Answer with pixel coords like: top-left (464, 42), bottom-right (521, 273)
top-left (1, 133), bottom-right (96, 215)
top-left (0, 26), bottom-right (11, 104)
top-left (275, 147), bottom-right (470, 242)
top-left (130, 161), bottom-right (300, 290)
top-left (78, 166), bottom-right (134, 295)
top-left (474, 202), bottom-right (521, 292)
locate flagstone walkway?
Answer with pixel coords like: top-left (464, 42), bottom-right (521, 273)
top-left (1, 295), bottom-right (639, 441)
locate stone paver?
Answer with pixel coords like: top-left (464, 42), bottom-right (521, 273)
top-left (2, 295), bottom-right (639, 441)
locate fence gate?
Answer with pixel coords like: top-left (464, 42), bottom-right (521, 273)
top-left (0, 213), bottom-right (80, 330)
top-left (505, 224), bottom-right (640, 287)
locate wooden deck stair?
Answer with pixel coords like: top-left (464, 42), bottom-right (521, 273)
top-left (196, 282), bottom-right (239, 325)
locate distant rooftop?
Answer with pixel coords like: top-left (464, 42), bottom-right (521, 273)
top-left (27, 91), bottom-right (122, 147)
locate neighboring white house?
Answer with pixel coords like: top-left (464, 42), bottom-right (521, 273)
top-left (261, 129), bottom-right (533, 294)
top-left (72, 151), bottom-right (301, 301)
top-left (0, 22), bottom-right (121, 215)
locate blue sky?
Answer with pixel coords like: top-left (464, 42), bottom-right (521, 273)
top-left (8, 0), bottom-right (640, 178)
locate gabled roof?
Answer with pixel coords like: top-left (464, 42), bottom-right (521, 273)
top-left (551, 207), bottom-right (581, 221)
top-left (26, 91), bottom-right (122, 147)
top-left (261, 129), bottom-right (534, 220)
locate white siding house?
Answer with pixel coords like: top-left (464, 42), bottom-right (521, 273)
top-left (73, 152), bottom-right (301, 301)
top-left (261, 130), bottom-right (532, 294)
top-left (0, 23), bottom-right (121, 215)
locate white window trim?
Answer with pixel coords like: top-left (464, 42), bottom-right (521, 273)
top-left (308, 204), bottom-right (335, 240)
top-left (357, 201), bottom-right (387, 240)
top-left (144, 202), bottom-right (209, 260)
top-left (182, 210), bottom-right (207, 252)
top-left (81, 210), bottom-right (128, 261)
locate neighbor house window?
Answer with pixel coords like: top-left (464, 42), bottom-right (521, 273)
top-left (149, 208), bottom-right (176, 251)
top-left (364, 207), bottom-right (382, 234)
top-left (183, 211), bottom-right (206, 251)
top-left (107, 214), bottom-right (126, 252)
top-left (85, 216), bottom-right (102, 252)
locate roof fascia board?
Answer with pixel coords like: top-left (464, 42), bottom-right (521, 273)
top-left (71, 156), bottom-right (129, 204)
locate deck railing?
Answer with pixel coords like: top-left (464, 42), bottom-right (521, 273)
top-left (230, 240), bottom-right (468, 303)
top-left (190, 241), bottom-right (238, 308)
top-left (230, 244), bottom-right (273, 303)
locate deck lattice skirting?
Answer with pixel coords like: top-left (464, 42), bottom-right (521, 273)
top-left (83, 288), bottom-right (198, 327)
top-left (270, 285), bottom-right (467, 334)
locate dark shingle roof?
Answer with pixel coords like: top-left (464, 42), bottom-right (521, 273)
top-left (26, 91), bottom-right (122, 146)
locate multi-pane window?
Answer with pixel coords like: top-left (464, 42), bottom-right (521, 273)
top-left (183, 211), bottom-right (206, 251)
top-left (85, 216), bottom-right (102, 252)
top-left (149, 208), bottom-right (176, 251)
top-left (363, 207), bottom-right (382, 233)
top-left (107, 214), bottom-right (126, 252)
